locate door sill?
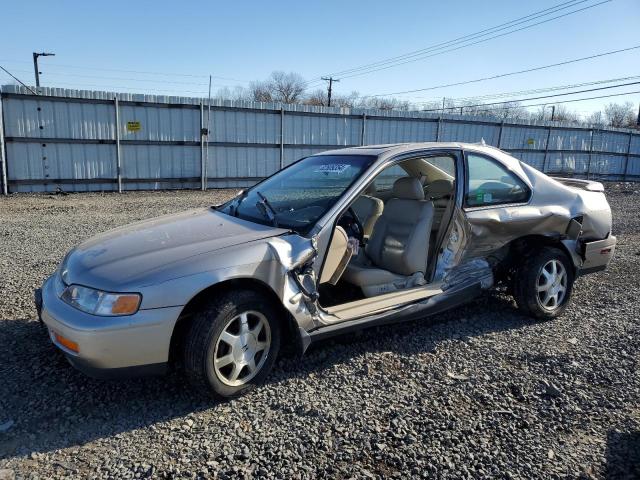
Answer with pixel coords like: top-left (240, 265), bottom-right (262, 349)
top-left (323, 283), bottom-right (443, 320)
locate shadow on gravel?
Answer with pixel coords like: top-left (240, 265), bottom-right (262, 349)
top-left (0, 293), bottom-right (530, 459)
top-left (605, 429), bottom-right (640, 479)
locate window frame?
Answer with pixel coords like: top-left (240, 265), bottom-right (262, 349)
top-left (462, 150), bottom-right (532, 210)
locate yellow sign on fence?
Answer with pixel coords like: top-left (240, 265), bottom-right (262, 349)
top-left (127, 121), bottom-right (141, 132)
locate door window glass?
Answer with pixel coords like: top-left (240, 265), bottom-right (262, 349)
top-left (466, 153), bottom-right (530, 207)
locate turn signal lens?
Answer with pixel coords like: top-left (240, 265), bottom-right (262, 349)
top-left (106, 294), bottom-right (141, 315)
top-left (54, 332), bottom-right (79, 353)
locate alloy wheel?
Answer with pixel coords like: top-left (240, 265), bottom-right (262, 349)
top-left (536, 259), bottom-right (567, 311)
top-left (213, 311), bottom-right (271, 387)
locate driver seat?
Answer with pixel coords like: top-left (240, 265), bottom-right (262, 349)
top-left (342, 177), bottom-right (434, 297)
top-left (351, 183), bottom-right (384, 238)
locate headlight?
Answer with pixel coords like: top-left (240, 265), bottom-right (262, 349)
top-left (61, 285), bottom-right (141, 316)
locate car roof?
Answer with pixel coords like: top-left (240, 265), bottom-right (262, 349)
top-left (314, 142), bottom-right (501, 157)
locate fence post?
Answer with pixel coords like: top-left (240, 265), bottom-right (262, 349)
top-left (542, 126), bottom-right (552, 173)
top-left (114, 97), bottom-right (122, 193)
top-left (436, 117), bottom-right (442, 141)
top-left (623, 131), bottom-right (633, 181)
top-left (280, 108), bottom-right (284, 169)
top-left (0, 93), bottom-right (8, 195)
top-left (200, 102), bottom-right (206, 190)
top-left (497, 121), bottom-right (504, 148)
top-left (586, 129), bottom-right (595, 180)
top-left (360, 114), bottom-right (367, 146)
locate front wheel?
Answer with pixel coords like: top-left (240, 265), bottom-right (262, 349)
top-left (183, 289), bottom-right (281, 398)
top-left (513, 247), bottom-right (575, 320)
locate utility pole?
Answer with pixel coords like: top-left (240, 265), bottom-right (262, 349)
top-left (321, 76), bottom-right (339, 107)
top-left (551, 105), bottom-right (556, 121)
top-left (32, 52), bottom-right (55, 87)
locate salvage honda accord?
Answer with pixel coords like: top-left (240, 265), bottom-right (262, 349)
top-left (36, 142), bottom-right (616, 397)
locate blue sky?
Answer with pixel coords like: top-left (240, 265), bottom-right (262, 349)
top-left (0, 0), bottom-right (638, 117)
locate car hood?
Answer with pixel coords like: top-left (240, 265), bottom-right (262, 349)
top-left (63, 208), bottom-right (287, 290)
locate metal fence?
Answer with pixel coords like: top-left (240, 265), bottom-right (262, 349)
top-left (1, 84), bottom-right (639, 194)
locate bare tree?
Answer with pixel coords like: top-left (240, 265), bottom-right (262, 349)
top-left (550, 105), bottom-right (579, 123)
top-left (604, 101), bottom-right (635, 128)
top-left (586, 110), bottom-right (606, 127)
top-left (248, 80), bottom-right (273, 103)
top-left (215, 86), bottom-right (250, 102)
top-left (268, 71), bottom-right (306, 104)
top-left (247, 71), bottom-right (307, 104)
top-left (357, 96), bottom-right (411, 111)
top-left (305, 89), bottom-right (328, 106)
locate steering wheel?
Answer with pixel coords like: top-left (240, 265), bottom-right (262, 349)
top-left (347, 207), bottom-right (365, 242)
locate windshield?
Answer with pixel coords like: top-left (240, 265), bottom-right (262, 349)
top-left (221, 154), bottom-right (375, 234)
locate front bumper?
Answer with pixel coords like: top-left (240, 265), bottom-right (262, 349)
top-left (38, 274), bottom-right (183, 378)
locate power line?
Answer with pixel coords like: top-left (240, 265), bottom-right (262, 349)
top-left (0, 65), bottom-right (38, 94)
top-left (411, 75), bottom-right (640, 104)
top-left (474, 89), bottom-right (640, 112)
top-left (7, 68), bottom-right (212, 87)
top-left (31, 81), bottom-right (210, 95)
top-left (0, 59), bottom-right (250, 83)
top-left (307, 0), bottom-right (609, 85)
top-left (362, 45), bottom-right (640, 98)
top-left (421, 81), bottom-right (640, 111)
top-left (338, 0), bottom-right (611, 81)
top-left (309, 0), bottom-right (590, 83)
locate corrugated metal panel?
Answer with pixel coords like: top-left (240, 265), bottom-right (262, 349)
top-left (625, 156), bottom-right (640, 177)
top-left (211, 110), bottom-right (280, 144)
top-left (3, 97), bottom-right (115, 140)
top-left (500, 126), bottom-right (548, 149)
top-left (593, 131), bottom-right (630, 154)
top-left (208, 146), bottom-right (279, 182)
top-left (41, 99), bottom-right (115, 140)
top-left (630, 135), bottom-right (640, 155)
top-left (440, 122), bottom-right (500, 145)
top-left (545, 152), bottom-right (591, 175)
top-left (2, 97), bottom-right (41, 137)
top-left (6, 142), bottom-right (43, 181)
top-left (121, 144), bottom-right (199, 181)
top-left (548, 129), bottom-right (591, 151)
top-left (589, 154), bottom-right (626, 178)
top-left (365, 119), bottom-right (437, 144)
top-left (6, 142), bottom-right (116, 192)
top-left (284, 147), bottom-right (327, 166)
top-left (284, 115), bottom-right (361, 145)
top-left (118, 105), bottom-right (199, 142)
top-left (511, 151), bottom-right (545, 171)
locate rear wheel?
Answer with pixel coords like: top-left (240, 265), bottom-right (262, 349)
top-left (513, 247), bottom-right (575, 320)
top-left (183, 289), bottom-right (281, 398)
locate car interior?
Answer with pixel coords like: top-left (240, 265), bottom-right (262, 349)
top-left (317, 155), bottom-right (457, 312)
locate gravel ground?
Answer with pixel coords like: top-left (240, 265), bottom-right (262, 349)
top-left (0, 185), bottom-right (638, 479)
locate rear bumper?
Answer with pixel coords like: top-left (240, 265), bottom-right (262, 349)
top-left (38, 274), bottom-right (182, 377)
top-left (578, 235), bottom-right (616, 275)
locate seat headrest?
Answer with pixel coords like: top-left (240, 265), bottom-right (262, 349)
top-left (392, 177), bottom-right (424, 200)
top-left (425, 179), bottom-right (454, 199)
top-left (365, 183), bottom-right (377, 195)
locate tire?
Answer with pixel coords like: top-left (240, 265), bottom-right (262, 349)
top-left (183, 289), bottom-right (281, 398)
top-left (513, 247), bottom-right (575, 320)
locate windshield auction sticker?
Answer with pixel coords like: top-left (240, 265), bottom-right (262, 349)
top-left (315, 164), bottom-right (349, 174)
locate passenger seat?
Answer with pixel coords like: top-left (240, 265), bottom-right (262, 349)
top-left (424, 179), bottom-right (453, 233)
